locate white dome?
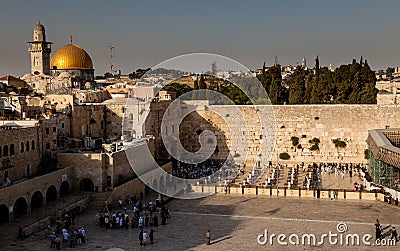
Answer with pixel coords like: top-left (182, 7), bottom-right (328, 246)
top-left (21, 73), bottom-right (33, 80)
top-left (58, 72), bottom-right (72, 78)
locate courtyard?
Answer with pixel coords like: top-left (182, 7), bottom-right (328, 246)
top-left (3, 192), bottom-right (400, 251)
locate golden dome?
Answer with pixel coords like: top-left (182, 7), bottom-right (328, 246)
top-left (50, 43), bottom-right (93, 70)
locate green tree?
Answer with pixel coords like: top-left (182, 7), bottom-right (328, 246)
top-left (310, 56), bottom-right (324, 103)
top-left (386, 67), bottom-right (395, 80)
top-left (288, 66), bottom-right (306, 104)
top-left (199, 75), bottom-right (207, 89)
top-left (193, 79), bottom-right (199, 90)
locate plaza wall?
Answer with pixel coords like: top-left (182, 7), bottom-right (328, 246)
top-left (190, 185), bottom-right (381, 202)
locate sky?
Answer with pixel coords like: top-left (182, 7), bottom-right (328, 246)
top-left (0, 0), bottom-right (399, 77)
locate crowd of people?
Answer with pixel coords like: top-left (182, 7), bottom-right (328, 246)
top-left (172, 159), bottom-right (222, 179)
top-left (94, 195), bottom-right (171, 246)
top-left (49, 211), bottom-right (86, 250)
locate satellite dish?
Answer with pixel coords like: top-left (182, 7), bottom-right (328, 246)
top-left (34, 71), bottom-right (40, 75)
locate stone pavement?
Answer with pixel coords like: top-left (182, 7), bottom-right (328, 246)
top-left (3, 192), bottom-right (400, 251)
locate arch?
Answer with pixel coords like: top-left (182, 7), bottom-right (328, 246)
top-left (3, 145), bottom-right (8, 157)
top-left (14, 197), bottom-right (27, 219)
top-left (0, 204), bottom-right (9, 223)
top-left (31, 191), bottom-right (43, 210)
top-left (152, 179), bottom-right (158, 191)
top-left (26, 164), bottom-right (31, 176)
top-left (79, 178), bottom-right (94, 192)
top-left (60, 181), bottom-right (70, 197)
top-left (10, 144), bottom-right (14, 155)
top-left (159, 175), bottom-right (165, 192)
top-left (46, 185), bottom-right (57, 203)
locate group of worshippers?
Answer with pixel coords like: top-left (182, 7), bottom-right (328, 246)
top-left (172, 159), bottom-right (222, 179)
top-left (49, 210), bottom-right (85, 249)
top-left (95, 197), bottom-right (172, 246)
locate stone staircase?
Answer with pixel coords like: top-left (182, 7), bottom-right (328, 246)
top-left (87, 191), bottom-right (112, 213)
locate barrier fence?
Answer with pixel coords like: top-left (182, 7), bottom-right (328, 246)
top-left (190, 184), bottom-right (389, 203)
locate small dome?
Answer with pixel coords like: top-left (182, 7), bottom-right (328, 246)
top-left (51, 43), bottom-right (93, 70)
top-left (58, 72), bottom-right (72, 78)
top-left (21, 73), bottom-right (33, 80)
top-left (35, 23), bottom-right (45, 32)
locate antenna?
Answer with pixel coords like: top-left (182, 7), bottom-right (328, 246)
top-left (109, 45), bottom-right (115, 73)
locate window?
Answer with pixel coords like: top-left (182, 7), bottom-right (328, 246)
top-left (10, 144), bottom-right (14, 156)
top-left (26, 164), bottom-right (30, 176)
top-left (53, 127), bottom-right (56, 132)
top-left (3, 145), bottom-right (8, 157)
top-left (46, 143), bottom-right (50, 150)
top-left (32, 140), bottom-right (35, 150)
top-left (46, 128), bottom-right (49, 134)
top-left (61, 123), bottom-right (65, 129)
top-left (26, 141), bottom-right (29, 151)
top-left (20, 142), bottom-right (24, 152)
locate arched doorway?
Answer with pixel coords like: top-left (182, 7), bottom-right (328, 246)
top-left (31, 191), bottom-right (43, 210)
top-left (60, 181), bottom-right (70, 197)
top-left (14, 197), bottom-right (27, 219)
top-left (80, 178), bottom-right (94, 192)
top-left (0, 204), bottom-right (9, 223)
top-left (46, 186), bottom-right (57, 203)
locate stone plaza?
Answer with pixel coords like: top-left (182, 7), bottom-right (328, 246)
top-left (2, 171), bottom-right (399, 251)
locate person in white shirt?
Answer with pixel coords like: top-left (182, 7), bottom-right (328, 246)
top-left (62, 231), bottom-right (69, 247)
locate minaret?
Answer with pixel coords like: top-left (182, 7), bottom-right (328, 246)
top-left (27, 22), bottom-right (52, 75)
top-left (301, 56), bottom-right (307, 69)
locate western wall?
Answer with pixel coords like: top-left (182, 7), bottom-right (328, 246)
top-left (178, 104), bottom-right (400, 166)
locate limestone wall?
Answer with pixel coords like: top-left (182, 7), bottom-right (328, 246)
top-left (0, 126), bottom-right (41, 181)
top-left (111, 150), bottom-right (136, 186)
top-left (184, 104), bottom-right (400, 165)
top-left (58, 152), bottom-right (105, 189)
top-left (72, 105), bottom-right (105, 139)
top-left (272, 105), bottom-right (400, 163)
top-left (107, 178), bottom-right (145, 205)
top-left (0, 167), bottom-right (74, 212)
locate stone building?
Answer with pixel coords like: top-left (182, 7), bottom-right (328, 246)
top-left (0, 122), bottom-right (41, 184)
top-left (27, 22), bottom-right (52, 75)
top-left (24, 22), bottom-right (95, 94)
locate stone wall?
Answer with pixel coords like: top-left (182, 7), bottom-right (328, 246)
top-left (0, 167), bottom-right (74, 214)
top-left (107, 162), bottom-right (172, 204)
top-left (107, 178), bottom-right (145, 205)
top-left (40, 114), bottom-right (71, 156)
top-left (111, 150), bottom-right (136, 186)
top-left (58, 152), bottom-right (105, 190)
top-left (0, 126), bottom-right (41, 182)
top-left (104, 99), bottom-right (126, 139)
top-left (71, 105), bottom-right (105, 139)
top-left (272, 105), bottom-right (400, 163)
top-left (179, 104), bottom-right (400, 165)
